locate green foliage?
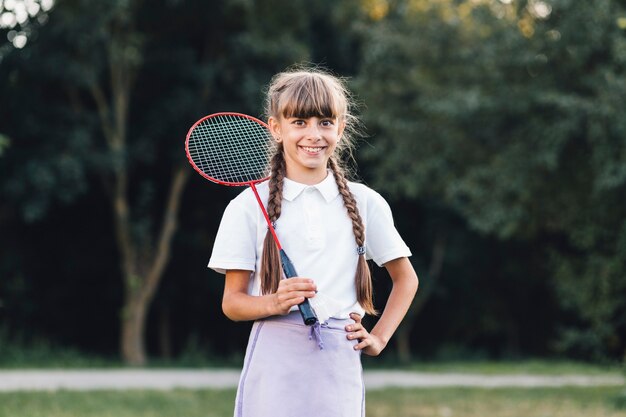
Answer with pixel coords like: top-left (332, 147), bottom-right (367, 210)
top-left (355, 0), bottom-right (626, 359)
top-left (0, 0), bottom-right (319, 224)
top-left (0, 134), bottom-right (8, 157)
top-left (0, 0), bottom-right (368, 363)
top-left (0, 326), bottom-right (117, 368)
top-left (1, 0), bottom-right (625, 363)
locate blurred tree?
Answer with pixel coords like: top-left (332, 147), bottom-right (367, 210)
top-left (0, 134), bottom-right (8, 156)
top-left (0, 0), bottom-right (367, 364)
top-left (395, 231), bottom-right (446, 362)
top-left (10, 0), bottom-right (623, 363)
top-left (1, 0), bottom-right (193, 365)
top-left (356, 0), bottom-right (626, 360)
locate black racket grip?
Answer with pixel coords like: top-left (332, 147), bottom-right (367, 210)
top-left (279, 249), bottom-right (318, 326)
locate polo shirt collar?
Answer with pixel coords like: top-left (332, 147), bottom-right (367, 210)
top-left (282, 171), bottom-right (340, 203)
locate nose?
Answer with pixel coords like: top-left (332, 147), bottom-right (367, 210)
top-left (304, 123), bottom-right (323, 141)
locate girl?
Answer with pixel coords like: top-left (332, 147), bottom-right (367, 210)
top-left (208, 67), bottom-right (418, 417)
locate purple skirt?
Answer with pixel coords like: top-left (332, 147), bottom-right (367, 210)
top-left (234, 312), bottom-right (365, 417)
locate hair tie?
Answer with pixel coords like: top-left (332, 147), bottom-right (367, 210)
top-left (269, 221), bottom-right (277, 230)
top-left (357, 246), bottom-right (366, 256)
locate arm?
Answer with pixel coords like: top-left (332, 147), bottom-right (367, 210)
top-left (222, 269), bottom-right (317, 322)
top-left (346, 257), bottom-right (418, 355)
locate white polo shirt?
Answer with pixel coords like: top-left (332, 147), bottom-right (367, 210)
top-left (208, 172), bottom-right (411, 320)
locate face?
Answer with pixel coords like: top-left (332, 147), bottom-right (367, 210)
top-left (268, 115), bottom-right (345, 184)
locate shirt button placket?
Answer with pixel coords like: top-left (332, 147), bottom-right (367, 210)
top-left (303, 188), bottom-right (323, 249)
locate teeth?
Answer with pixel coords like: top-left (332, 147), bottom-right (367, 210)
top-left (302, 147), bottom-right (324, 153)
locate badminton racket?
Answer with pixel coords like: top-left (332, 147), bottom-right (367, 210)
top-left (185, 112), bottom-right (318, 325)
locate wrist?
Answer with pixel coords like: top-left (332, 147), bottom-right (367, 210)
top-left (371, 330), bottom-right (390, 348)
top-left (265, 293), bottom-right (280, 317)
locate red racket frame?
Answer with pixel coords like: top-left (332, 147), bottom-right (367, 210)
top-left (185, 112), bottom-right (318, 325)
top-left (185, 112), bottom-right (283, 250)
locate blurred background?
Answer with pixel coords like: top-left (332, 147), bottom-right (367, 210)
top-left (0, 0), bottom-right (625, 370)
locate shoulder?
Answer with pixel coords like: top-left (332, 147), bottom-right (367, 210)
top-left (229, 181), bottom-right (270, 207)
top-left (221, 182), bottom-right (269, 223)
top-left (347, 181), bottom-right (389, 207)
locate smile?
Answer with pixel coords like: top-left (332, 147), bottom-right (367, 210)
top-left (300, 146), bottom-right (326, 154)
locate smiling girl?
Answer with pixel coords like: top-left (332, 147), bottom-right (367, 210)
top-left (208, 67), bottom-right (418, 417)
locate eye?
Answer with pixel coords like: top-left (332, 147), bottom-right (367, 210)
top-left (292, 119), bottom-right (306, 126)
top-left (320, 119), bottom-right (335, 127)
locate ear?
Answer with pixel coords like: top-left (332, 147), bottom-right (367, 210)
top-left (337, 120), bottom-right (346, 141)
top-left (268, 117), bottom-right (281, 142)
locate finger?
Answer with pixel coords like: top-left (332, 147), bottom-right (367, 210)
top-left (284, 283), bottom-right (317, 292)
top-left (346, 329), bottom-right (368, 341)
top-left (279, 280), bottom-right (317, 292)
top-left (284, 289), bottom-right (317, 299)
top-left (281, 277), bottom-right (315, 285)
top-left (345, 323), bottom-right (363, 332)
top-left (276, 288), bottom-right (316, 300)
top-left (278, 292), bottom-right (314, 306)
top-left (276, 297), bottom-right (306, 313)
top-left (353, 338), bottom-right (371, 351)
top-left (288, 296), bottom-right (307, 307)
top-left (349, 312), bottom-right (362, 323)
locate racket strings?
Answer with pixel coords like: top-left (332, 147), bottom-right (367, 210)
top-left (187, 114), bottom-right (274, 184)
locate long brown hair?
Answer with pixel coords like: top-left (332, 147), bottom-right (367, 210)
top-left (260, 67), bottom-right (376, 315)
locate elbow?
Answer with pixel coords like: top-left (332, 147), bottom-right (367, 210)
top-left (222, 296), bottom-right (242, 322)
top-left (222, 307), bottom-right (243, 322)
top-left (410, 272), bottom-right (419, 297)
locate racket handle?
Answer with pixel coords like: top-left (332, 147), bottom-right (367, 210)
top-left (279, 249), bottom-right (318, 326)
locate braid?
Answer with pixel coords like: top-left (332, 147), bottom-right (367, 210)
top-left (267, 148), bottom-right (286, 223)
top-left (260, 146), bottom-right (286, 295)
top-left (328, 157), bottom-right (377, 315)
top-left (262, 66), bottom-right (374, 313)
top-left (329, 157), bottom-right (365, 245)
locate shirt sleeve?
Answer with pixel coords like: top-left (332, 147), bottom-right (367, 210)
top-left (365, 190), bottom-right (412, 267)
top-left (208, 199), bottom-right (257, 274)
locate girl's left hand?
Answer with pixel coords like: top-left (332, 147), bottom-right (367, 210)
top-left (345, 313), bottom-right (387, 356)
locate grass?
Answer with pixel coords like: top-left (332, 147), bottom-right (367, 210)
top-left (0, 327), bottom-right (118, 369)
top-left (365, 358), bottom-right (624, 376)
top-left (0, 341), bottom-right (621, 377)
top-left (0, 387), bottom-right (625, 417)
top-left (367, 387), bottom-right (626, 417)
top-left (0, 344), bottom-right (123, 369)
top-left (1, 328), bottom-right (622, 375)
top-left (0, 389), bottom-right (235, 417)
top-left (0, 332), bottom-right (243, 369)
top-left (358, 351), bottom-right (625, 376)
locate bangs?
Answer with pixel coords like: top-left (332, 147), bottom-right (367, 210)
top-left (277, 74), bottom-right (345, 120)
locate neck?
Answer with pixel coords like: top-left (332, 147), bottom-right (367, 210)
top-left (285, 166), bottom-right (328, 185)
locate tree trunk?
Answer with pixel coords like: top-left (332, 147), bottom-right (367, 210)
top-left (117, 167), bottom-right (189, 365)
top-left (87, 2), bottom-right (191, 366)
top-left (396, 324), bottom-right (412, 363)
top-left (121, 292), bottom-right (150, 365)
top-left (395, 232), bottom-right (447, 363)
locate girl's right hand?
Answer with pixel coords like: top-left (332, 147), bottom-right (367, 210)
top-left (272, 278), bottom-right (317, 316)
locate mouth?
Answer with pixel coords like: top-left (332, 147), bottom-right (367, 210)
top-left (299, 146), bottom-right (327, 155)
